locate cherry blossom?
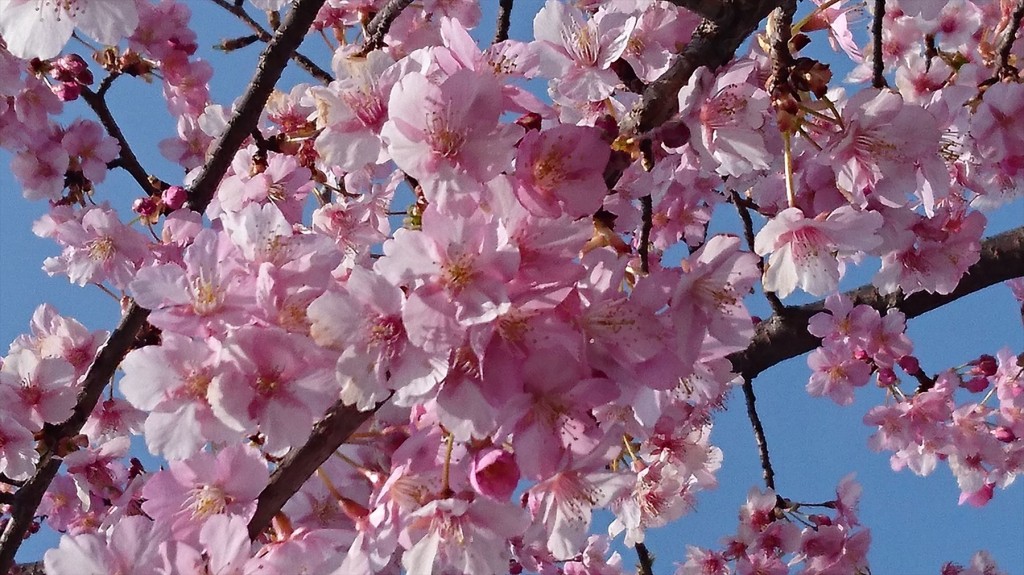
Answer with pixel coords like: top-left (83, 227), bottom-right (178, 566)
top-left (0, 0), bottom-right (139, 60)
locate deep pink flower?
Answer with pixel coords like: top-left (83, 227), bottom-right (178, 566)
top-left (513, 124), bottom-right (610, 219)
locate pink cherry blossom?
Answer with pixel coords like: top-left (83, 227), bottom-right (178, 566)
top-left (513, 124), bottom-right (610, 219)
top-left (43, 516), bottom-right (166, 575)
top-left (141, 443), bottom-right (268, 542)
top-left (0, 0), bottom-right (139, 59)
top-left (754, 206), bottom-right (883, 298)
top-left (381, 69), bottom-right (522, 211)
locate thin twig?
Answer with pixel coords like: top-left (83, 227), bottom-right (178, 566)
top-left (208, 0), bottom-right (333, 85)
top-left (729, 190), bottom-right (785, 315)
top-left (358, 0), bottom-right (415, 56)
top-left (188, 0), bottom-right (329, 212)
top-left (79, 85), bottom-right (167, 196)
top-left (639, 195), bottom-right (653, 274)
top-left (871, 0), bottom-right (887, 88)
top-left (493, 0), bottom-right (514, 44)
top-left (636, 541), bottom-right (655, 575)
top-left (623, 0), bottom-right (786, 136)
top-left (742, 376), bottom-right (776, 491)
top-left (996, 0), bottom-right (1024, 78)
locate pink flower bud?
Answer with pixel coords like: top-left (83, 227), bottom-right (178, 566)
top-left (970, 354), bottom-right (998, 377)
top-left (52, 83), bottom-right (81, 101)
top-left (993, 426), bottom-right (1016, 443)
top-left (877, 367), bottom-right (897, 386)
top-left (961, 376), bottom-right (988, 393)
top-left (162, 185), bottom-right (188, 210)
top-left (133, 197), bottom-right (160, 218)
top-left (897, 355), bottom-right (920, 374)
top-left (470, 448), bottom-right (519, 501)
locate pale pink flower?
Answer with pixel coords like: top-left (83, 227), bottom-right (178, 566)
top-left (754, 206), bottom-right (883, 298)
top-left (807, 345), bottom-right (872, 405)
top-left (311, 50), bottom-right (397, 171)
top-left (669, 235), bottom-right (760, 368)
top-left (40, 204), bottom-right (150, 290)
top-left (81, 398), bottom-right (144, 444)
top-left (0, 348), bottom-right (77, 427)
top-left (162, 514), bottom-right (253, 575)
top-left (469, 447), bottom-right (520, 501)
top-left (11, 134), bottom-right (69, 201)
top-left (0, 0), bottom-right (139, 59)
top-left (377, 205), bottom-right (520, 352)
top-left (8, 303), bottom-right (105, 378)
top-left (533, 0), bottom-right (636, 102)
top-left (381, 69), bottom-right (522, 212)
top-left (141, 443), bottom-right (268, 542)
top-left (209, 326), bottom-right (335, 455)
top-left (0, 384), bottom-right (38, 481)
top-left (43, 516), bottom-right (167, 575)
top-left (120, 333), bottom-right (241, 460)
top-left (400, 497), bottom-right (528, 575)
top-left (129, 228), bottom-right (255, 337)
top-left (307, 267), bottom-right (449, 410)
top-left (62, 118), bottom-right (119, 184)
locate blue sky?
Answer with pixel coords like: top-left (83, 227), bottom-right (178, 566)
top-left (1, 0), bottom-right (1022, 572)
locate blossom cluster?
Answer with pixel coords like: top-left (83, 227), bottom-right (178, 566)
top-left (0, 0), bottom-right (1021, 572)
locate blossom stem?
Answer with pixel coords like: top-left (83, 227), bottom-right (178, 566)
top-left (790, 0), bottom-right (846, 34)
top-left (440, 431), bottom-right (455, 496)
top-left (783, 132), bottom-right (796, 208)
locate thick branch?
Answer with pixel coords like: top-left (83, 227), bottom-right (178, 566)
top-left (728, 226), bottom-right (1024, 380)
top-left (623, 0), bottom-right (785, 135)
top-left (636, 541), bottom-right (655, 575)
top-left (208, 0), bottom-right (333, 85)
top-left (247, 398), bottom-right (379, 538)
top-left (187, 0), bottom-right (328, 212)
top-left (667, 0), bottom-right (731, 21)
top-left (0, 305), bottom-right (151, 573)
top-left (79, 86), bottom-right (166, 195)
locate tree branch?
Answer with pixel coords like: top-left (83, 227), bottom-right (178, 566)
top-left (187, 0), bottom-right (328, 212)
top-left (623, 0), bottom-right (786, 136)
top-left (79, 85), bottom-right (167, 196)
top-left (636, 541), bottom-right (655, 575)
top-left (871, 0), bottom-right (887, 88)
top-left (730, 190), bottom-right (785, 315)
top-left (209, 0), bottom-right (333, 85)
top-left (358, 0), bottom-right (415, 56)
top-left (997, 0), bottom-right (1024, 79)
top-left (0, 305), bottom-right (151, 573)
top-left (247, 398), bottom-right (381, 538)
top-left (728, 226), bottom-right (1024, 380)
top-left (493, 0), bottom-right (514, 44)
top-left (742, 376), bottom-right (776, 490)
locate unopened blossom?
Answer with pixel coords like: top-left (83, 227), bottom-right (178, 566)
top-left (754, 206), bottom-right (883, 298)
top-left (0, 0), bottom-right (139, 60)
